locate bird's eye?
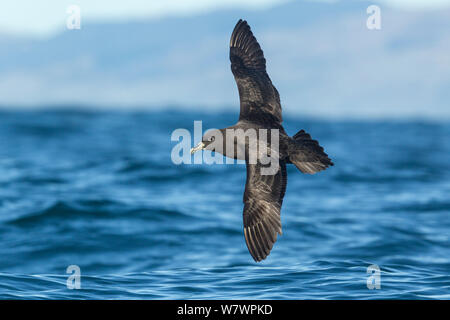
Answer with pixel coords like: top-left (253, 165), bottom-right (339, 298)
top-left (209, 136), bottom-right (215, 142)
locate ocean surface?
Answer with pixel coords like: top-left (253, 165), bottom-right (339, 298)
top-left (0, 109), bottom-right (448, 299)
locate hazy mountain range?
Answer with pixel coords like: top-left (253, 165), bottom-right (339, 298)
top-left (0, 0), bottom-right (449, 119)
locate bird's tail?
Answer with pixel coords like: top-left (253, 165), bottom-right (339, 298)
top-left (287, 129), bottom-right (334, 174)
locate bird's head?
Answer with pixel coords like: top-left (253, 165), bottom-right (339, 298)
top-left (190, 129), bottom-right (224, 154)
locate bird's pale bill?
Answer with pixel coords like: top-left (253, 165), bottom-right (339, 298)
top-left (190, 142), bottom-right (205, 154)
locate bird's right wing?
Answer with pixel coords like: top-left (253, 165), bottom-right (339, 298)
top-left (243, 161), bottom-right (286, 262)
top-left (230, 19), bottom-right (283, 126)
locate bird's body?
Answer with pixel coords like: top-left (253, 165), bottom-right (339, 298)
top-left (191, 19), bottom-right (333, 262)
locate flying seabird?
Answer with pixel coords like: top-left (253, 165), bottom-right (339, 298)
top-left (190, 19), bottom-right (333, 262)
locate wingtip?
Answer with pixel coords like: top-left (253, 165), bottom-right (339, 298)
top-left (236, 19), bottom-right (249, 31)
top-left (254, 255), bottom-right (266, 263)
top-left (230, 19), bottom-right (250, 48)
top-left (251, 249), bottom-right (269, 263)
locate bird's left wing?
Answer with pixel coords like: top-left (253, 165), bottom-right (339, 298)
top-left (243, 161), bottom-right (286, 262)
top-left (230, 19), bottom-right (283, 126)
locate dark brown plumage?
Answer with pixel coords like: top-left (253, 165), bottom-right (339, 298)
top-left (230, 19), bottom-right (283, 126)
top-left (192, 19), bottom-right (333, 262)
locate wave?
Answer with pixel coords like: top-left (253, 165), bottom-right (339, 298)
top-left (384, 200), bottom-right (450, 213)
top-left (6, 200), bottom-right (191, 226)
top-left (1, 259), bottom-right (448, 299)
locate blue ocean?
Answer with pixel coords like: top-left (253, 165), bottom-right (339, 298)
top-left (0, 109), bottom-right (448, 299)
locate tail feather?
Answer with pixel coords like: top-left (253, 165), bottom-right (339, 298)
top-left (288, 129), bottom-right (333, 174)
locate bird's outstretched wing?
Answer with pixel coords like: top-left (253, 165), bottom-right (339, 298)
top-left (243, 161), bottom-right (286, 262)
top-left (230, 19), bottom-right (282, 125)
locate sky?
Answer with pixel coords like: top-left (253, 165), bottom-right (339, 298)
top-left (1, 0), bottom-right (450, 37)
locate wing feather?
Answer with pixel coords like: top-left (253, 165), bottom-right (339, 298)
top-left (230, 19), bottom-right (282, 125)
top-left (243, 161), bottom-right (287, 262)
